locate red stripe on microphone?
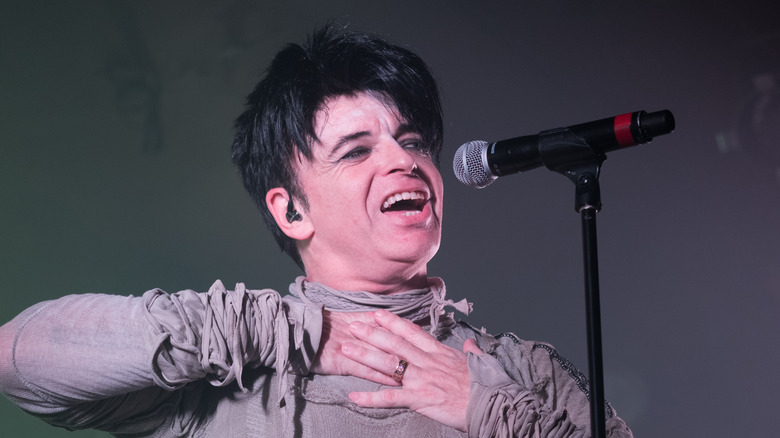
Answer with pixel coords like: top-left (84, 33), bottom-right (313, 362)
top-left (614, 112), bottom-right (635, 147)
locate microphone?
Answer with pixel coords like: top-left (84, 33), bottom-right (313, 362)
top-left (453, 110), bottom-right (675, 188)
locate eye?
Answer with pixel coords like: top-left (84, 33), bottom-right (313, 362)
top-left (341, 146), bottom-right (370, 161)
top-left (401, 138), bottom-right (430, 156)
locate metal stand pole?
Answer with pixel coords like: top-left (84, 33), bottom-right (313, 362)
top-left (539, 128), bottom-right (608, 437)
top-left (581, 205), bottom-right (606, 438)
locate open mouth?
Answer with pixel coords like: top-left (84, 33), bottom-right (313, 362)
top-left (381, 191), bottom-right (428, 216)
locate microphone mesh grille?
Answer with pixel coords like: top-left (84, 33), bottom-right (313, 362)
top-left (453, 140), bottom-right (495, 188)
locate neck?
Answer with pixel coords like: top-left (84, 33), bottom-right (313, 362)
top-left (301, 257), bottom-right (430, 294)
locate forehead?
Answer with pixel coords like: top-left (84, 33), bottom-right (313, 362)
top-left (313, 93), bottom-right (404, 143)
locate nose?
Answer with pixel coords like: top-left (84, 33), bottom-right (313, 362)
top-left (379, 140), bottom-right (417, 175)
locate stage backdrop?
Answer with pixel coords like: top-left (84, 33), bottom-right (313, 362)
top-left (2, 1), bottom-right (779, 436)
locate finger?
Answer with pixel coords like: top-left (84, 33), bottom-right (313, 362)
top-left (314, 311), bottom-right (391, 377)
top-left (349, 320), bottom-right (425, 364)
top-left (338, 344), bottom-right (399, 386)
top-left (462, 338), bottom-right (484, 356)
top-left (342, 342), bottom-right (404, 385)
top-left (325, 309), bottom-right (384, 331)
top-left (349, 388), bottom-right (412, 408)
top-left (371, 310), bottom-right (441, 353)
top-left (331, 310), bottom-right (381, 325)
top-left (323, 310), bottom-right (384, 353)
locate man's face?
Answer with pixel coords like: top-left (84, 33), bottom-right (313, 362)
top-left (293, 92), bottom-right (443, 291)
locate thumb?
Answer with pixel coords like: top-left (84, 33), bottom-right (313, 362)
top-left (462, 338), bottom-right (484, 356)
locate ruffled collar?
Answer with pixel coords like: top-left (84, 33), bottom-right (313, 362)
top-left (288, 276), bottom-right (472, 335)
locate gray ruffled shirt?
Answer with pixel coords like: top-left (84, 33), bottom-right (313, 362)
top-left (0, 278), bottom-right (632, 437)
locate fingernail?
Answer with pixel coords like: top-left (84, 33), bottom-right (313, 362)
top-left (349, 392), bottom-right (362, 403)
top-left (350, 321), bottom-right (365, 332)
top-left (375, 309), bottom-right (390, 318)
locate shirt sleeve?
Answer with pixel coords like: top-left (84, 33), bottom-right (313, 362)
top-left (0, 280), bottom-right (322, 432)
top-left (465, 333), bottom-right (633, 438)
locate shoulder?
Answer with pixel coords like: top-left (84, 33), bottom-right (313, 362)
top-left (454, 322), bottom-right (619, 420)
top-left (453, 323), bottom-right (542, 386)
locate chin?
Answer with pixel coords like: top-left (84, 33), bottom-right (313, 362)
top-left (390, 242), bottom-right (440, 268)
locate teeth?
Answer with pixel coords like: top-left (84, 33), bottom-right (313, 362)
top-left (382, 191), bottom-right (426, 210)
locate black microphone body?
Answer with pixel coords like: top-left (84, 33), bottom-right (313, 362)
top-left (454, 110), bottom-right (675, 188)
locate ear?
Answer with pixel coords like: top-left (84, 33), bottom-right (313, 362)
top-left (266, 187), bottom-right (314, 241)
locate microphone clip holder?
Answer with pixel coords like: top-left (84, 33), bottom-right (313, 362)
top-left (539, 127), bottom-right (605, 212)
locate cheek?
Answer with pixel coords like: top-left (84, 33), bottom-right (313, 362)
top-left (423, 165), bottom-right (445, 210)
top-left (435, 177), bottom-right (444, 205)
top-left (321, 185), bottom-right (370, 223)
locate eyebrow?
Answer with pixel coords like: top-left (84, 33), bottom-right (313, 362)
top-left (394, 123), bottom-right (416, 139)
top-left (326, 131), bottom-right (371, 159)
top-left (326, 123), bottom-right (419, 158)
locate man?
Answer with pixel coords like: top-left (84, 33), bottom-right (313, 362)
top-left (0, 26), bottom-right (633, 437)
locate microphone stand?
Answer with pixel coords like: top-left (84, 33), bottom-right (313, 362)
top-left (539, 128), bottom-right (608, 438)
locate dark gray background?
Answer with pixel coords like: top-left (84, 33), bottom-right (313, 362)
top-left (2, 1), bottom-right (779, 436)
